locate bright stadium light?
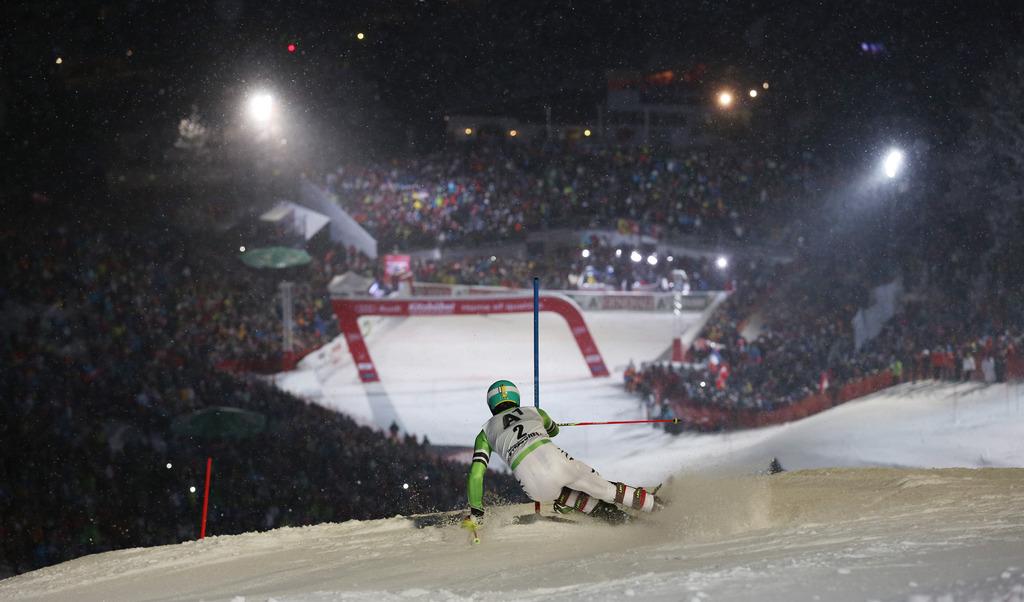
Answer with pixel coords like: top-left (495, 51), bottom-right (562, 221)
top-left (581, 249), bottom-right (590, 258)
top-left (716, 256), bottom-right (728, 269)
top-left (883, 148), bottom-right (905, 179)
top-left (247, 92), bottom-right (274, 123)
top-left (749, 89), bottom-right (758, 98)
top-left (630, 250), bottom-right (642, 263)
top-left (717, 90), bottom-right (734, 108)
top-left (647, 254), bottom-right (658, 266)
top-left (615, 248), bottom-right (622, 258)
top-left (583, 129), bottom-right (592, 137)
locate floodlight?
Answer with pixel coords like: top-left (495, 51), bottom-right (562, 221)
top-left (883, 149), bottom-right (904, 179)
top-left (248, 92), bottom-right (274, 123)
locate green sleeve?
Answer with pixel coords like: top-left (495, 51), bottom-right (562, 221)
top-left (538, 408), bottom-right (559, 437)
top-left (467, 430), bottom-right (491, 511)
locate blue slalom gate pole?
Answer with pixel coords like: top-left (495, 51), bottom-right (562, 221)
top-left (533, 277), bottom-right (541, 515)
top-left (533, 277), bottom-right (539, 408)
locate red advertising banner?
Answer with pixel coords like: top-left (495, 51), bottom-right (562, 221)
top-left (331, 294), bottom-right (610, 382)
top-left (382, 254), bottom-right (411, 287)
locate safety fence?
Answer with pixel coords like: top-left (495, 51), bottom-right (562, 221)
top-left (667, 357), bottom-right (1024, 433)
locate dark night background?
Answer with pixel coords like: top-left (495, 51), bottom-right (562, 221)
top-left (4, 0), bottom-right (1022, 199)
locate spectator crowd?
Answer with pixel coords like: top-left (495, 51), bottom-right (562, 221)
top-left (0, 206), bottom-right (522, 576)
top-left (626, 248), bottom-right (1024, 433)
top-left (323, 141), bottom-right (820, 251)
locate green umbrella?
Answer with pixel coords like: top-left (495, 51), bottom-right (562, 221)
top-left (239, 246), bottom-right (312, 269)
top-left (171, 406), bottom-right (267, 440)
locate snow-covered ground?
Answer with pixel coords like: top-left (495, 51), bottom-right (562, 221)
top-left (273, 310), bottom-right (1024, 483)
top-left (3, 464), bottom-right (1022, 601)
top-left (3, 311), bottom-right (1024, 601)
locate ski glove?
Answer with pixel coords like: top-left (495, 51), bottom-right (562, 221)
top-left (461, 507), bottom-right (484, 530)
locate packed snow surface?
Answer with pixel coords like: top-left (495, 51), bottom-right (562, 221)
top-left (4, 311), bottom-right (1024, 600)
top-left (2, 467), bottom-right (1022, 601)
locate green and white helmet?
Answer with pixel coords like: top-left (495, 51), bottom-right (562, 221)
top-left (486, 380), bottom-right (521, 415)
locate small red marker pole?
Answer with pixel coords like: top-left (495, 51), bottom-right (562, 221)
top-left (200, 457), bottom-right (212, 539)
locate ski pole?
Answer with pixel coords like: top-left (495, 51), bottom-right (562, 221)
top-left (556, 418), bottom-right (680, 427)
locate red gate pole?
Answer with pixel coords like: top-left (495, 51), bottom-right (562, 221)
top-left (556, 418), bottom-right (681, 427)
top-left (200, 457), bottom-right (212, 539)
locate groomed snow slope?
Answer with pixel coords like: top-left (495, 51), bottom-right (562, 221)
top-left (2, 467), bottom-right (1022, 602)
top-left (274, 304), bottom-right (1024, 484)
top-left (273, 309), bottom-right (706, 473)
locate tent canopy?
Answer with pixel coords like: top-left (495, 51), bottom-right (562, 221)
top-left (260, 200), bottom-right (330, 241)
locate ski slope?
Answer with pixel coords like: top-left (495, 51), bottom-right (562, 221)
top-left (273, 308), bottom-right (705, 475)
top-left (274, 310), bottom-right (1024, 483)
top-left (3, 464), bottom-right (1023, 601)
top-left (5, 310), bottom-right (1024, 601)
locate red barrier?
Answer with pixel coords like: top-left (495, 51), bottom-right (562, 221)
top-left (331, 294), bottom-right (609, 383)
top-left (667, 370), bottom-right (898, 432)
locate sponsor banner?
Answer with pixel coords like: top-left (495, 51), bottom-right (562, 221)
top-left (382, 254), bottom-right (411, 286)
top-left (409, 282), bottom-right (514, 297)
top-left (564, 291), bottom-right (711, 312)
top-left (331, 294), bottom-right (609, 382)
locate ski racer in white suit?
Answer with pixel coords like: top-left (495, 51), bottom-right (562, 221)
top-left (463, 379), bottom-right (662, 529)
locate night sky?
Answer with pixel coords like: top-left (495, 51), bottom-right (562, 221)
top-left (3, 0), bottom-right (1023, 195)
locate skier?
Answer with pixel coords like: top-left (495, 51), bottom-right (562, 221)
top-left (463, 379), bottom-right (663, 531)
